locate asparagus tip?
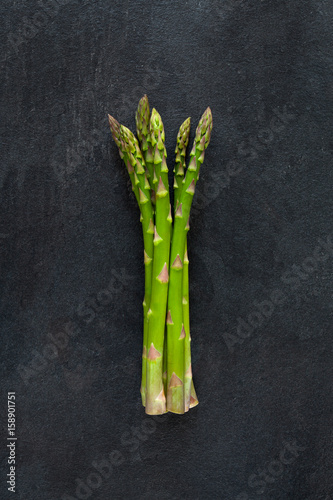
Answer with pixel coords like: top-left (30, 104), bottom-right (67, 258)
top-left (108, 114), bottom-right (120, 129)
top-left (136, 95), bottom-right (150, 141)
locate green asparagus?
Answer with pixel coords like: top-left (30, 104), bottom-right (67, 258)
top-left (108, 99), bottom-right (212, 416)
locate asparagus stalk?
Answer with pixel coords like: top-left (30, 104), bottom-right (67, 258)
top-left (173, 118), bottom-right (196, 411)
top-left (165, 120), bottom-right (189, 414)
top-left (145, 108), bottom-right (172, 415)
top-left (122, 125), bottom-right (155, 408)
top-left (167, 107), bottom-right (212, 413)
top-left (108, 114), bottom-right (154, 408)
top-left (135, 96), bottom-right (156, 405)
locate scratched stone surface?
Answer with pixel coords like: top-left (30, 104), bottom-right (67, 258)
top-left (1, 1), bottom-right (333, 499)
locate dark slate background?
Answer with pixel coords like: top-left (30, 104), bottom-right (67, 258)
top-left (1, 0), bottom-right (333, 499)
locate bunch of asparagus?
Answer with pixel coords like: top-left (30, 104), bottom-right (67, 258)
top-left (108, 96), bottom-right (212, 415)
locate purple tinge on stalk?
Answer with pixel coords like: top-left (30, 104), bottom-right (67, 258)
top-left (166, 310), bottom-right (173, 324)
top-left (169, 373), bottom-right (183, 388)
top-left (157, 263), bottom-right (169, 283)
top-left (147, 343), bottom-right (162, 361)
top-left (179, 325), bottom-right (186, 340)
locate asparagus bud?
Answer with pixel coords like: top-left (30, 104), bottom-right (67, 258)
top-left (174, 117), bottom-right (191, 212)
top-left (136, 95), bottom-right (155, 198)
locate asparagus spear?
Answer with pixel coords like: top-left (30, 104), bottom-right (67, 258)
top-left (145, 108), bottom-right (172, 415)
top-left (123, 125), bottom-right (155, 408)
top-left (166, 107), bottom-right (212, 413)
top-left (173, 117), bottom-right (196, 411)
top-left (108, 115), bottom-right (154, 407)
top-left (135, 97), bottom-right (154, 406)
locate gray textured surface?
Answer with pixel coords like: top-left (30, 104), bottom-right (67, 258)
top-left (1, 1), bottom-right (333, 499)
